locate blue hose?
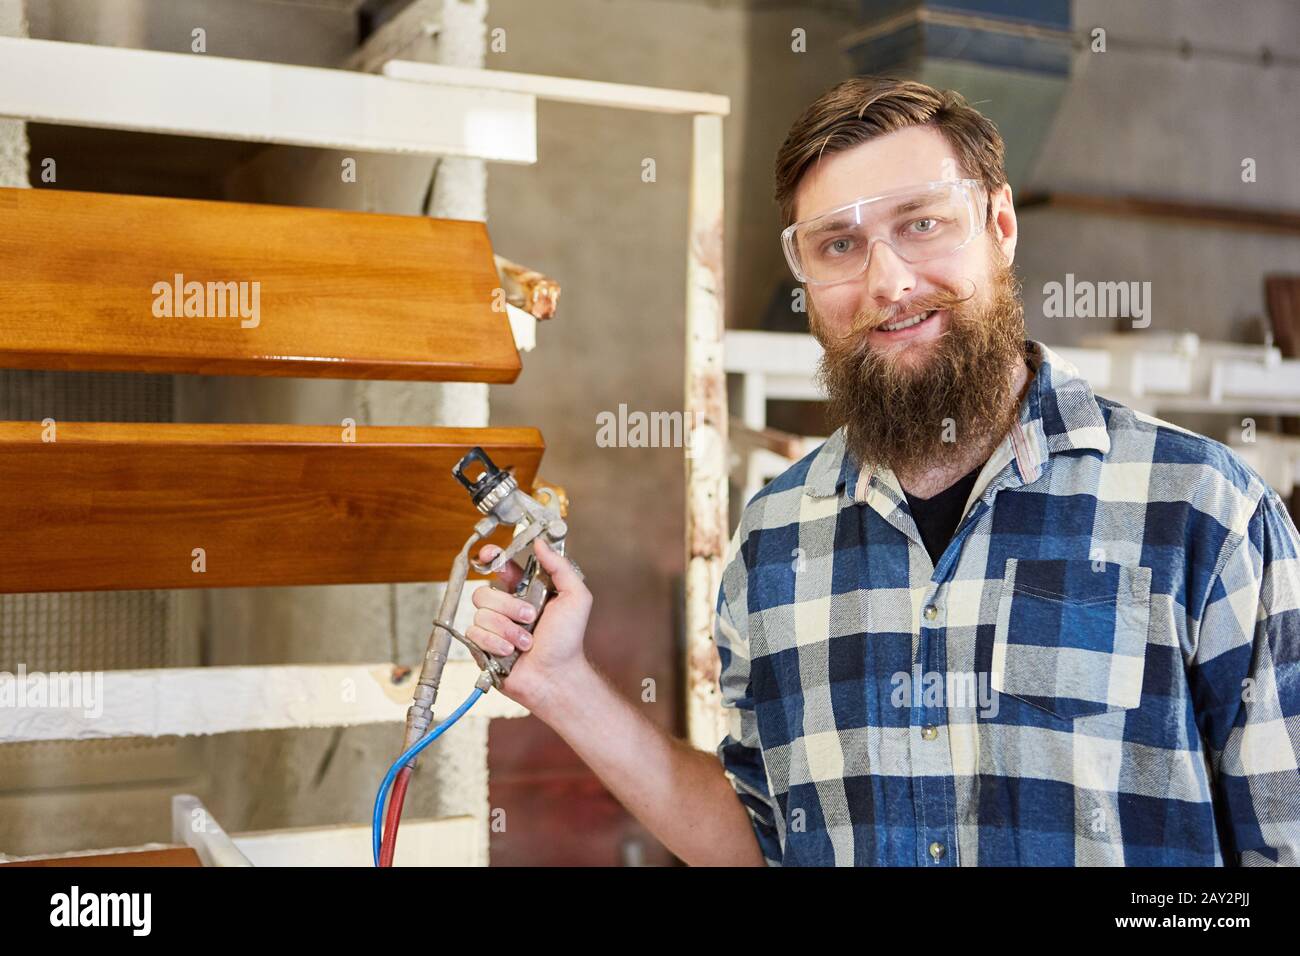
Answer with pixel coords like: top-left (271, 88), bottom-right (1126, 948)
top-left (372, 687), bottom-right (485, 866)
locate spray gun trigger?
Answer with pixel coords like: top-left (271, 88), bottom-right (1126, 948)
top-left (470, 521), bottom-right (549, 575)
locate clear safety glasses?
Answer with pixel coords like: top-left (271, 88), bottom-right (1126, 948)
top-left (780, 179), bottom-right (988, 285)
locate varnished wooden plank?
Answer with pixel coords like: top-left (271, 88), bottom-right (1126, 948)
top-left (1, 847), bottom-right (202, 867)
top-left (0, 186), bottom-right (521, 382)
top-left (0, 422), bottom-right (543, 593)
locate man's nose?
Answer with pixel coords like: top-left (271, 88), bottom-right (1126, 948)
top-left (861, 238), bottom-right (916, 306)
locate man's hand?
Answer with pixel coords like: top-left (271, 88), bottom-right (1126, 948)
top-left (468, 538), bottom-right (767, 865)
top-left (469, 537), bottom-right (592, 715)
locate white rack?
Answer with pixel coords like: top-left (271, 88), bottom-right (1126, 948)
top-left (1069, 332), bottom-right (1300, 416)
top-left (0, 34), bottom-right (731, 861)
top-left (172, 794), bottom-right (480, 867)
top-left (0, 795), bottom-right (483, 867)
top-left (725, 330), bottom-right (826, 508)
top-left (0, 36), bottom-right (537, 161)
top-left (724, 329), bottom-right (1300, 500)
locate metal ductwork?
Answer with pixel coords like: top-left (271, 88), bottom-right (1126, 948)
top-left (843, 0), bottom-right (1073, 191)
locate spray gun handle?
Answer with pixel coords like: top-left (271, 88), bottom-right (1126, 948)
top-left (477, 555), bottom-right (554, 691)
top-left (450, 446), bottom-right (573, 693)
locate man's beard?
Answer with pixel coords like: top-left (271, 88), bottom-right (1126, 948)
top-left (810, 249), bottom-right (1027, 482)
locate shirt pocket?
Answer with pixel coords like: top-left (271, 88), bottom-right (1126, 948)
top-left (991, 558), bottom-right (1152, 720)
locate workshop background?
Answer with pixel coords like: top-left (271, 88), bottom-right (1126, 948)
top-left (0, 0), bottom-right (1296, 865)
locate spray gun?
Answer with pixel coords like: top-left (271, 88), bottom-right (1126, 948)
top-left (375, 447), bottom-right (573, 865)
top-left (402, 446), bottom-right (572, 751)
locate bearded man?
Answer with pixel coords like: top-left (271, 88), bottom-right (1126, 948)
top-left (466, 76), bottom-right (1300, 867)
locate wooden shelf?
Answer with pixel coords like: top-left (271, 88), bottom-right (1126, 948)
top-left (0, 186), bottom-right (521, 382)
top-left (0, 421), bottom-right (543, 592)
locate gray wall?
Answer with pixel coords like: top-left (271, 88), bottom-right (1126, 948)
top-left (1, 0), bottom-right (490, 857)
top-left (480, 0), bottom-right (868, 744)
top-left (1022, 0), bottom-right (1300, 332)
top-left (483, 0), bottom-right (1300, 747)
top-left (1017, 0), bottom-right (1300, 440)
top-left (3, 0), bottom-right (1295, 859)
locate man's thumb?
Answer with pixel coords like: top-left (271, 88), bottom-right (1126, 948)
top-left (534, 537), bottom-right (583, 591)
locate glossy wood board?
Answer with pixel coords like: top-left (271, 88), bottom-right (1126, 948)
top-left (0, 186), bottom-right (520, 382)
top-left (1, 847), bottom-right (203, 867)
top-left (0, 421), bottom-right (543, 592)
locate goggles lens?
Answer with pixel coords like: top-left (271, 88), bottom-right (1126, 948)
top-left (783, 180), bottom-right (984, 284)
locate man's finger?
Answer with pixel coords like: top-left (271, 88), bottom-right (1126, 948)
top-left (533, 537), bottom-right (586, 595)
top-left (478, 544), bottom-right (524, 592)
top-left (472, 582), bottom-right (538, 625)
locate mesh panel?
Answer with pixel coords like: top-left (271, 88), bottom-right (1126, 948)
top-left (0, 590), bottom-right (182, 672)
top-left (0, 369), bottom-right (174, 422)
top-left (0, 370), bottom-right (200, 818)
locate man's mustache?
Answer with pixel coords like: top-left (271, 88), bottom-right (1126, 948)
top-left (833, 286), bottom-right (978, 340)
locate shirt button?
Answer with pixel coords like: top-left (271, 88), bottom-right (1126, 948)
top-left (923, 604), bottom-right (938, 621)
top-left (929, 841), bottom-right (946, 861)
top-left (922, 725), bottom-right (938, 741)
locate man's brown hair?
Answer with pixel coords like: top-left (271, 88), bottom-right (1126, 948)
top-left (773, 76), bottom-right (1008, 229)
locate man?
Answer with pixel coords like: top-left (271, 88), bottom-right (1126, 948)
top-left (468, 77), bottom-right (1300, 866)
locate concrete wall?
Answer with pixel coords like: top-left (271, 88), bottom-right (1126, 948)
top-left (479, 0), bottom-right (1299, 858)
top-left (195, 0), bottom-right (496, 855)
top-left (1016, 0), bottom-right (1300, 440)
top-left (478, 0), bottom-right (756, 863)
top-left (0, 1), bottom-right (27, 188)
top-left (1, 0), bottom-right (495, 858)
top-left (2, 0), bottom-right (1294, 861)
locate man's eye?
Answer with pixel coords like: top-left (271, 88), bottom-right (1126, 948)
top-left (909, 218), bottom-right (940, 234)
top-left (822, 236), bottom-right (857, 256)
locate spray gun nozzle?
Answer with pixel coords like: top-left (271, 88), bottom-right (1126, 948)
top-left (452, 447), bottom-right (518, 515)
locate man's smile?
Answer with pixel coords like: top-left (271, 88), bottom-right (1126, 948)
top-left (867, 308), bottom-right (946, 347)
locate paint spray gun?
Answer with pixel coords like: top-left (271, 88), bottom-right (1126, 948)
top-left (376, 446), bottom-right (573, 865)
top-left (402, 446), bottom-right (573, 754)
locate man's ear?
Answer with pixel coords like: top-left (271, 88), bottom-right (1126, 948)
top-left (989, 182), bottom-right (1018, 265)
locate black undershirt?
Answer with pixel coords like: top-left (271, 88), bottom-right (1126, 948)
top-left (902, 463), bottom-right (985, 567)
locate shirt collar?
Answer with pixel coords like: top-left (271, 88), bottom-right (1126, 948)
top-left (803, 339), bottom-right (1111, 500)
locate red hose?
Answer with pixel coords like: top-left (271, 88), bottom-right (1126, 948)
top-left (379, 765), bottom-right (413, 867)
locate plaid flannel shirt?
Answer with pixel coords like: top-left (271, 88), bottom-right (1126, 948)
top-left (714, 339), bottom-right (1300, 866)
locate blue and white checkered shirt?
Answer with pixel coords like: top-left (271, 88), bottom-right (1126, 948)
top-left (714, 339), bottom-right (1300, 866)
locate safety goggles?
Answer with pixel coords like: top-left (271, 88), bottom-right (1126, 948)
top-left (780, 178), bottom-right (987, 285)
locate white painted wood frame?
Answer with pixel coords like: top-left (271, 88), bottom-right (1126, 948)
top-left (0, 33), bottom-right (734, 757)
top-left (0, 36), bottom-right (537, 162)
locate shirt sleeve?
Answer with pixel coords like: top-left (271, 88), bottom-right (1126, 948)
top-left (713, 521), bottom-right (783, 866)
top-left (1191, 487), bottom-right (1300, 865)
